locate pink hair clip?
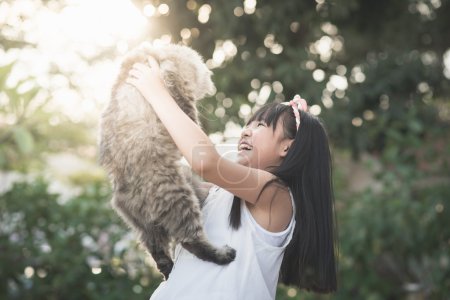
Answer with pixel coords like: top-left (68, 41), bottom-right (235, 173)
top-left (281, 94), bottom-right (308, 130)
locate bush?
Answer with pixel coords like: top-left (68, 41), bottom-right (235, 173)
top-left (0, 179), bottom-right (162, 300)
top-left (335, 170), bottom-right (450, 300)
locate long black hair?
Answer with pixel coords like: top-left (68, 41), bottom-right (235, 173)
top-left (229, 101), bottom-right (338, 293)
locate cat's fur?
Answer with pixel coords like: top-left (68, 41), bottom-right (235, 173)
top-left (98, 43), bottom-right (236, 279)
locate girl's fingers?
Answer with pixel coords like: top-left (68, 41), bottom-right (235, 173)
top-left (132, 63), bottom-right (148, 72)
top-left (148, 56), bottom-right (160, 70)
top-left (128, 69), bottom-right (141, 78)
top-left (126, 77), bottom-right (136, 86)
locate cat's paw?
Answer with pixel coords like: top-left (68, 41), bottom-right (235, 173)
top-left (159, 260), bottom-right (174, 280)
top-left (215, 245), bottom-right (236, 265)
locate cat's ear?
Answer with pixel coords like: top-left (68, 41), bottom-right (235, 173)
top-left (160, 60), bottom-right (176, 73)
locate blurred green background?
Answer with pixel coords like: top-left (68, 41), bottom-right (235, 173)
top-left (1, 0), bottom-right (449, 299)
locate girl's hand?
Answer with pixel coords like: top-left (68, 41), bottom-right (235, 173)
top-left (126, 56), bottom-right (169, 104)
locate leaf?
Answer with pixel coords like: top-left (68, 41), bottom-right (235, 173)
top-left (12, 126), bottom-right (34, 154)
top-left (408, 120), bottom-right (423, 134)
top-left (3, 88), bottom-right (20, 114)
top-left (20, 86), bottom-right (41, 116)
top-left (0, 147), bottom-right (5, 167)
top-left (0, 61), bottom-right (16, 89)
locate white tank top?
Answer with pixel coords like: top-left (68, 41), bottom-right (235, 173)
top-left (149, 185), bottom-right (296, 300)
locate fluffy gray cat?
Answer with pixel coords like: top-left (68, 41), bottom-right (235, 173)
top-left (98, 43), bottom-right (236, 279)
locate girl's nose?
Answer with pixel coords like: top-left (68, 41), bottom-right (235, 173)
top-left (241, 127), bottom-right (252, 138)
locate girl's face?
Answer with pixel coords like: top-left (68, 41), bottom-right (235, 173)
top-left (237, 118), bottom-right (293, 170)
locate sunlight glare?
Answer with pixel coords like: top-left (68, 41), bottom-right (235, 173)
top-left (257, 84), bottom-right (271, 105)
top-left (24, 266), bottom-right (35, 278)
top-left (198, 4), bottom-right (211, 23)
top-left (239, 104), bottom-right (252, 117)
top-left (330, 75), bottom-right (348, 90)
top-left (143, 4), bottom-right (156, 17)
top-left (443, 49), bottom-right (450, 79)
top-left (244, 0), bottom-right (257, 14)
top-left (313, 69), bottom-right (325, 82)
top-left (158, 4), bottom-right (170, 16)
top-left (7, 0), bottom-right (149, 123)
top-left (28, 0), bottom-right (146, 60)
top-left (309, 104), bottom-right (322, 116)
top-left (58, 0), bottom-right (146, 44)
top-left (316, 36), bottom-right (332, 54)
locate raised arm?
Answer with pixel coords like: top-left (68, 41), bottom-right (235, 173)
top-left (126, 58), bottom-right (280, 205)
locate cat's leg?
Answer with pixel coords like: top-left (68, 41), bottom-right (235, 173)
top-left (158, 184), bottom-right (236, 265)
top-left (111, 192), bottom-right (174, 279)
top-left (140, 225), bottom-right (173, 280)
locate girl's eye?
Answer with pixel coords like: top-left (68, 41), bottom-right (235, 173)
top-left (257, 122), bottom-right (265, 127)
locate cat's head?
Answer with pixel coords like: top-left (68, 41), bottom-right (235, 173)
top-left (138, 43), bottom-right (215, 102)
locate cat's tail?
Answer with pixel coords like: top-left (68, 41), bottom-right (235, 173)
top-left (181, 238), bottom-right (236, 265)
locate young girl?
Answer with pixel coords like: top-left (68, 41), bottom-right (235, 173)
top-left (127, 57), bottom-right (338, 300)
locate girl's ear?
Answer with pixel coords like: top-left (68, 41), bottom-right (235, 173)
top-left (279, 139), bottom-right (294, 158)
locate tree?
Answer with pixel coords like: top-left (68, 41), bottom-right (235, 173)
top-left (129, 0), bottom-right (450, 160)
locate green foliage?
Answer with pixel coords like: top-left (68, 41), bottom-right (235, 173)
top-left (335, 173), bottom-right (450, 299)
top-left (132, 0), bottom-right (450, 159)
top-left (0, 179), bottom-right (162, 300)
top-left (328, 125), bottom-right (450, 299)
top-left (274, 124), bottom-right (450, 299)
top-left (0, 61), bottom-right (92, 172)
top-left (2, 163), bottom-right (448, 299)
top-left (1, 0), bottom-right (449, 298)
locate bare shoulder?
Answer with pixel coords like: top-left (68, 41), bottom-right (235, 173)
top-left (199, 155), bottom-right (293, 231)
top-left (201, 156), bottom-right (280, 205)
top-left (246, 182), bottom-right (294, 233)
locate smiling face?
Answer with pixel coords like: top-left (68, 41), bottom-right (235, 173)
top-left (237, 106), bottom-right (294, 171)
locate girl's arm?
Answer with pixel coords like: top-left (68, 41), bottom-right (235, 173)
top-left (127, 58), bottom-right (280, 205)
